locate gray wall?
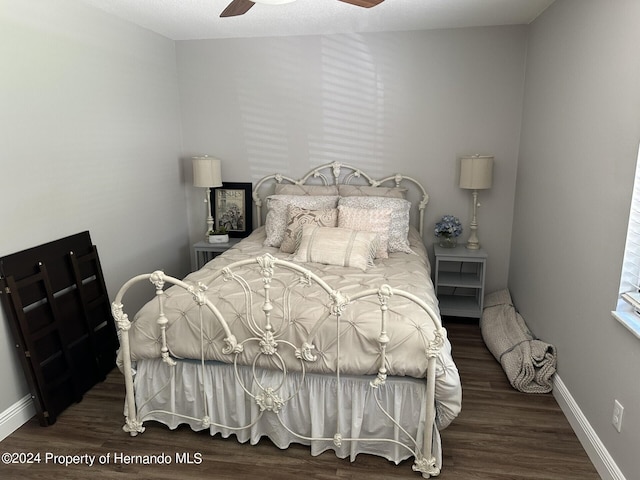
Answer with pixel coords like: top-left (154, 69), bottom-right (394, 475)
top-left (176, 26), bottom-right (528, 293)
top-left (511, 0), bottom-right (640, 478)
top-left (0, 0), bottom-right (187, 413)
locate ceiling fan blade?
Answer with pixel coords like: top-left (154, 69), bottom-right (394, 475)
top-left (338, 0), bottom-right (385, 7)
top-left (220, 0), bottom-right (255, 17)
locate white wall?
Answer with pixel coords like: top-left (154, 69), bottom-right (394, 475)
top-left (176, 26), bottom-right (528, 293)
top-left (511, 0), bottom-right (640, 478)
top-left (0, 0), bottom-right (187, 415)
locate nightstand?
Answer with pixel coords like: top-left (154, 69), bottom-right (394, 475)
top-left (434, 244), bottom-right (487, 319)
top-left (192, 238), bottom-right (241, 270)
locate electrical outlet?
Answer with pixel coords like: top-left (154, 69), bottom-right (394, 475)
top-left (612, 400), bottom-right (624, 432)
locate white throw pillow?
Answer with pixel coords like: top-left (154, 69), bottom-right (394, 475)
top-left (338, 196), bottom-right (414, 254)
top-left (337, 205), bottom-right (392, 259)
top-left (274, 184), bottom-right (339, 196)
top-left (338, 184), bottom-right (407, 198)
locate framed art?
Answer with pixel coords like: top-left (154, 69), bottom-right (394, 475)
top-left (211, 182), bottom-right (253, 238)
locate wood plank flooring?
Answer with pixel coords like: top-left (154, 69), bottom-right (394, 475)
top-left (0, 320), bottom-right (600, 479)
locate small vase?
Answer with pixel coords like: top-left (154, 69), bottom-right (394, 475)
top-left (438, 236), bottom-right (457, 248)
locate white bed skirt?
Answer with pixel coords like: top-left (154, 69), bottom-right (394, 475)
top-left (133, 358), bottom-right (442, 468)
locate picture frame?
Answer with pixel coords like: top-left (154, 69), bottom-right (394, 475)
top-left (211, 182), bottom-right (253, 238)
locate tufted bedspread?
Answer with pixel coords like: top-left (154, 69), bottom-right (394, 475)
top-left (125, 227), bottom-right (456, 382)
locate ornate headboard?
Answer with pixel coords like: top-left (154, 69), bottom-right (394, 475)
top-left (252, 162), bottom-right (429, 236)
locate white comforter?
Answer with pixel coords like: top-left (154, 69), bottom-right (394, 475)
top-left (126, 227), bottom-right (455, 378)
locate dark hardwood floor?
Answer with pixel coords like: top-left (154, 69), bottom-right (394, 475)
top-left (0, 320), bottom-right (600, 479)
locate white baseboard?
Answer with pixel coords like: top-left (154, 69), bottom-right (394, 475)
top-left (0, 395), bottom-right (35, 442)
top-left (553, 375), bottom-right (625, 480)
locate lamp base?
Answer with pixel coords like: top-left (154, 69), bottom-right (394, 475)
top-left (466, 190), bottom-right (481, 250)
top-left (205, 187), bottom-right (214, 237)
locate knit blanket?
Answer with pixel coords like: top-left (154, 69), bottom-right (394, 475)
top-left (480, 289), bottom-right (556, 393)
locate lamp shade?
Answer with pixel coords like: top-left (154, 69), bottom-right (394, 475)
top-left (193, 156), bottom-right (222, 188)
top-left (459, 155), bottom-right (494, 190)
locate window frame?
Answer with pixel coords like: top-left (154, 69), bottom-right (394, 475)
top-left (612, 142), bottom-right (640, 339)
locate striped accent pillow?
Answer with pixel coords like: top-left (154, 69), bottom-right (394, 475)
top-left (292, 225), bottom-right (378, 271)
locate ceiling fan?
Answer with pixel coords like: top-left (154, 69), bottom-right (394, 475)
top-left (221, 0), bottom-right (385, 18)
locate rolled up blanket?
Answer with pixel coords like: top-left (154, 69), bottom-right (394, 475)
top-left (480, 289), bottom-right (556, 393)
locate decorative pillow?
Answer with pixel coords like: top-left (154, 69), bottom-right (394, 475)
top-left (338, 185), bottom-right (407, 199)
top-left (280, 206), bottom-right (338, 254)
top-left (337, 205), bottom-right (392, 259)
top-left (338, 196), bottom-right (414, 254)
top-left (293, 225), bottom-right (379, 271)
top-left (264, 195), bottom-right (339, 247)
top-left (275, 184), bottom-right (339, 196)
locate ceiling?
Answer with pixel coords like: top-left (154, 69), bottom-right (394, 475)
top-left (78, 0), bottom-right (556, 41)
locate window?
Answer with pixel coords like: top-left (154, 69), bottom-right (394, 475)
top-left (613, 143), bottom-right (640, 339)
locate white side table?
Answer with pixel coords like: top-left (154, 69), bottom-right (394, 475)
top-left (434, 244), bottom-right (488, 319)
top-left (192, 238), bottom-right (241, 271)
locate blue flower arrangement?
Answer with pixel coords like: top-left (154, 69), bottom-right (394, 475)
top-left (434, 215), bottom-right (463, 238)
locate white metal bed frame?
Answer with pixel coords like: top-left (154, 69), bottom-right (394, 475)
top-left (111, 162), bottom-right (445, 478)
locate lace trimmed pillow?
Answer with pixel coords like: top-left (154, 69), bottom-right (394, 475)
top-left (337, 205), bottom-right (392, 258)
top-left (264, 195), bottom-right (339, 248)
top-left (338, 196), bottom-right (414, 254)
top-left (293, 225), bottom-right (379, 271)
top-left (280, 206), bottom-right (338, 254)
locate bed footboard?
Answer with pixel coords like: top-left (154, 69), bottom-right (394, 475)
top-left (111, 253), bottom-right (445, 478)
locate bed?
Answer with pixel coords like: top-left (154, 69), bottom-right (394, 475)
top-left (111, 162), bottom-right (461, 478)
